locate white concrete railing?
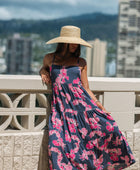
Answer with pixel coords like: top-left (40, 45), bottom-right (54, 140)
top-left (0, 75), bottom-right (140, 170)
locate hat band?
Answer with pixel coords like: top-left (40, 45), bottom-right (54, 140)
top-left (60, 30), bottom-right (80, 38)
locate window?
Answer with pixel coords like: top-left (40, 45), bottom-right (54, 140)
top-left (118, 58), bottom-right (125, 65)
top-left (8, 40), bottom-right (12, 49)
top-left (129, 15), bottom-right (137, 27)
top-left (138, 17), bottom-right (140, 28)
top-left (130, 1), bottom-right (136, 8)
top-left (128, 31), bottom-right (137, 37)
top-left (126, 70), bottom-right (134, 77)
top-left (117, 69), bottom-right (124, 74)
top-left (137, 1), bottom-right (140, 12)
top-left (135, 56), bottom-right (140, 66)
top-left (135, 70), bottom-right (140, 77)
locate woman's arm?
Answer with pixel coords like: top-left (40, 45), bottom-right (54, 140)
top-left (39, 54), bottom-right (52, 85)
top-left (80, 58), bottom-right (110, 114)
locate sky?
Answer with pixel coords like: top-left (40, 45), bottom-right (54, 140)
top-left (0, 0), bottom-right (119, 20)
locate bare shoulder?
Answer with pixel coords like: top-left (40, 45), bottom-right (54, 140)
top-left (79, 57), bottom-right (87, 69)
top-left (43, 52), bottom-right (54, 66)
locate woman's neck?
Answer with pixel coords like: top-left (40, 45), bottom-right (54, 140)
top-left (59, 52), bottom-right (74, 59)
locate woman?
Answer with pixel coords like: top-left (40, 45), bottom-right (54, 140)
top-left (39, 25), bottom-right (135, 170)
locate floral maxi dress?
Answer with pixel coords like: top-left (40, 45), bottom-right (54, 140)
top-left (48, 63), bottom-right (135, 170)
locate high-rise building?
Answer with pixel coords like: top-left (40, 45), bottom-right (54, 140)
top-left (86, 39), bottom-right (107, 77)
top-left (6, 34), bottom-right (32, 74)
top-left (117, 0), bottom-right (140, 77)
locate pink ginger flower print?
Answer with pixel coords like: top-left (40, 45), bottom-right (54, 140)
top-left (121, 155), bottom-right (130, 166)
top-left (79, 128), bottom-right (88, 139)
top-left (61, 163), bottom-right (73, 170)
top-left (66, 152), bottom-right (70, 158)
top-left (52, 140), bottom-right (60, 146)
top-left (93, 155), bottom-right (103, 170)
top-left (113, 136), bottom-right (122, 146)
top-left (106, 114), bottom-right (114, 120)
top-left (61, 68), bottom-right (69, 80)
top-left (53, 95), bottom-right (57, 104)
top-left (78, 163), bottom-right (88, 170)
top-left (89, 130), bottom-right (106, 138)
top-left (107, 162), bottom-right (115, 170)
top-left (49, 160), bottom-right (53, 170)
top-left (65, 93), bottom-right (71, 104)
top-left (107, 134), bottom-right (113, 142)
top-left (86, 141), bottom-right (94, 149)
top-left (91, 99), bottom-right (98, 106)
top-left (73, 77), bottom-right (80, 84)
top-left (55, 75), bottom-right (63, 84)
top-left (106, 122), bottom-right (114, 132)
top-left (73, 99), bottom-right (79, 105)
top-left (58, 138), bottom-right (66, 149)
top-left (95, 108), bottom-right (105, 114)
top-left (56, 97), bottom-right (64, 112)
top-left (110, 152), bottom-right (119, 161)
top-left (86, 104), bottom-right (92, 111)
top-left (74, 92), bottom-right (81, 98)
top-left (61, 78), bottom-right (65, 83)
top-left (52, 118), bottom-right (63, 131)
top-left (80, 150), bottom-right (89, 160)
top-left (65, 130), bottom-right (71, 142)
top-left (68, 122), bottom-right (76, 133)
top-left (53, 84), bottom-right (59, 95)
top-left (83, 164), bottom-right (88, 170)
top-left (88, 117), bottom-right (101, 130)
top-left (100, 141), bottom-right (109, 152)
top-left (55, 68), bottom-right (69, 85)
top-left (49, 130), bottom-right (61, 139)
top-left (65, 108), bottom-right (78, 116)
top-left (60, 92), bottom-right (65, 97)
top-left (93, 113), bottom-right (100, 121)
top-left (71, 135), bottom-right (80, 145)
top-left (69, 149), bottom-right (76, 160)
top-left (66, 149), bottom-right (77, 160)
top-left (77, 86), bottom-right (84, 94)
top-left (117, 148), bottom-right (122, 155)
top-left (109, 148), bottom-right (122, 159)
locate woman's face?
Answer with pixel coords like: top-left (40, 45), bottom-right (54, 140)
top-left (69, 43), bottom-right (79, 53)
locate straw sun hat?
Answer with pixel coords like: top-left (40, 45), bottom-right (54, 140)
top-left (46, 25), bottom-right (92, 48)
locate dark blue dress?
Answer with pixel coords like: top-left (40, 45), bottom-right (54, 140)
top-left (48, 59), bottom-right (135, 170)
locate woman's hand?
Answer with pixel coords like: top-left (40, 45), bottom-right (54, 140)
top-left (95, 101), bottom-right (111, 115)
top-left (41, 72), bottom-right (51, 85)
top-left (102, 108), bottom-right (111, 115)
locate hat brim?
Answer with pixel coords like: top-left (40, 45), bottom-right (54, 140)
top-left (46, 36), bottom-right (92, 48)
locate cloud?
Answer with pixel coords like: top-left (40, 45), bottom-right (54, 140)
top-left (0, 0), bottom-right (118, 20)
top-left (0, 7), bottom-right (11, 20)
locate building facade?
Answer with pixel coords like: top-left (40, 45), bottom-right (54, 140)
top-left (117, 0), bottom-right (140, 77)
top-left (6, 34), bottom-right (32, 74)
top-left (86, 39), bottom-right (107, 77)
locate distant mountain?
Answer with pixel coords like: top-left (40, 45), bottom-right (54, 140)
top-left (0, 12), bottom-right (118, 42)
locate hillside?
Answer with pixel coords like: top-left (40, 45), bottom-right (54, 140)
top-left (0, 12), bottom-right (118, 42)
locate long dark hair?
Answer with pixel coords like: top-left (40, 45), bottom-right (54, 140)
top-left (54, 43), bottom-right (81, 58)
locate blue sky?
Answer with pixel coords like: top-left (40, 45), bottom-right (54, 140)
top-left (0, 0), bottom-right (119, 20)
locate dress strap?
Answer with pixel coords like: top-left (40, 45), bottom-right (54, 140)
top-left (52, 54), bottom-right (55, 64)
top-left (77, 57), bottom-right (80, 65)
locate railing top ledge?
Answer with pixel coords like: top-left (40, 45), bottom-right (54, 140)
top-left (88, 77), bottom-right (140, 92)
top-left (0, 74), bottom-right (51, 93)
top-left (0, 75), bottom-right (140, 92)
top-left (88, 77), bottom-right (140, 82)
top-left (0, 74), bottom-right (40, 80)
